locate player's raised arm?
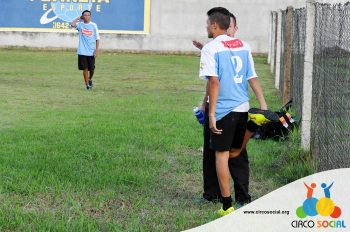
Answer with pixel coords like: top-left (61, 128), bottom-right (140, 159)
top-left (71, 16), bottom-right (81, 28)
top-left (193, 40), bottom-right (204, 50)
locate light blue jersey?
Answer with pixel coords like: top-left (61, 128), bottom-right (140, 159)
top-left (76, 21), bottom-right (100, 56)
top-left (199, 35), bottom-right (257, 121)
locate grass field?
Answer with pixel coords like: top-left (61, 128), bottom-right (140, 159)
top-left (0, 48), bottom-right (313, 231)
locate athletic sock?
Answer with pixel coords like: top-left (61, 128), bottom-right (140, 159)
top-left (89, 70), bottom-right (94, 80)
top-left (222, 196), bottom-right (232, 210)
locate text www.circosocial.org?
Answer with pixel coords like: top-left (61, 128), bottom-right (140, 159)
top-left (243, 210), bottom-right (290, 215)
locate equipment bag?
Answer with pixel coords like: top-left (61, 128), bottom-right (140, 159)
top-left (253, 100), bottom-right (298, 141)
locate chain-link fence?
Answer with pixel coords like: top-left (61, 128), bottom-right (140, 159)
top-left (312, 2), bottom-right (350, 171)
top-left (291, 8), bottom-right (306, 118)
top-left (269, 1), bottom-right (350, 171)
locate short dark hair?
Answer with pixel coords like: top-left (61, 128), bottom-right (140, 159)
top-left (229, 13), bottom-right (237, 27)
top-left (207, 7), bottom-right (230, 17)
top-left (208, 12), bottom-right (230, 30)
top-left (207, 7), bottom-right (237, 27)
top-left (82, 10), bottom-right (91, 16)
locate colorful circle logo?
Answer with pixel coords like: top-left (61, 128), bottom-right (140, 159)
top-left (296, 182), bottom-right (342, 219)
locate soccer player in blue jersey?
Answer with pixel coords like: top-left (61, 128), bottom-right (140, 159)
top-left (71, 10), bottom-right (100, 90)
top-left (193, 9), bottom-right (252, 208)
top-left (199, 8), bottom-right (270, 216)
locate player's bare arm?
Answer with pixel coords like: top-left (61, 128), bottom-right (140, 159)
top-left (208, 76), bottom-right (222, 134)
top-left (94, 40), bottom-right (100, 58)
top-left (248, 78), bottom-right (268, 110)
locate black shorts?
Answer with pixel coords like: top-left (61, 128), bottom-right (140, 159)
top-left (210, 111), bottom-right (248, 152)
top-left (78, 55), bottom-right (95, 71)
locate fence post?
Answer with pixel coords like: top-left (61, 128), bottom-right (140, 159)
top-left (268, 12), bottom-right (274, 65)
top-left (270, 12), bottom-right (277, 73)
top-left (301, 0), bottom-right (315, 150)
top-left (283, 6), bottom-right (293, 104)
top-left (275, 10), bottom-right (282, 89)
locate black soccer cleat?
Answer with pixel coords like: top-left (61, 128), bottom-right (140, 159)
top-left (88, 79), bottom-right (93, 87)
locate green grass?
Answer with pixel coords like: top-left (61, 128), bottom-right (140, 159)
top-left (0, 48), bottom-right (313, 231)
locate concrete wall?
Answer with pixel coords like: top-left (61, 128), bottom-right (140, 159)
top-left (0, 0), bottom-right (344, 53)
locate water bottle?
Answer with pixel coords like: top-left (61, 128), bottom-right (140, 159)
top-left (193, 107), bottom-right (205, 125)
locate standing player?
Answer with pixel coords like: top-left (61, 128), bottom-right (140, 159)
top-left (199, 8), bottom-right (273, 216)
top-left (193, 8), bottom-right (252, 207)
top-left (71, 10), bottom-right (100, 90)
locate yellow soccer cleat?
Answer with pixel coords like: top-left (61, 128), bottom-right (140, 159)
top-left (248, 108), bottom-right (279, 126)
top-left (217, 206), bottom-right (234, 217)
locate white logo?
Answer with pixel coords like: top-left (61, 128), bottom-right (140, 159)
top-left (231, 56), bottom-right (243, 84)
top-left (40, 8), bottom-right (58, 24)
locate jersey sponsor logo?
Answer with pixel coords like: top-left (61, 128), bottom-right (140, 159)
top-left (221, 39), bottom-right (243, 49)
top-left (82, 28), bottom-right (93, 36)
